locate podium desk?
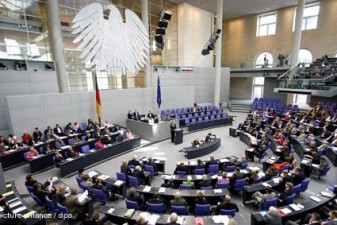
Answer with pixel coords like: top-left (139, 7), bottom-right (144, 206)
top-left (182, 138), bottom-right (221, 159)
top-left (174, 129), bottom-right (183, 145)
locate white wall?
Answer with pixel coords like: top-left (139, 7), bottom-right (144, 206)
top-left (177, 3), bottom-right (213, 67)
top-left (5, 86), bottom-right (194, 135)
top-left (151, 66), bottom-right (230, 105)
top-left (0, 70), bottom-right (58, 136)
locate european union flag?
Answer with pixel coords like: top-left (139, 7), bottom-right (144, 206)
top-left (157, 75), bottom-right (162, 108)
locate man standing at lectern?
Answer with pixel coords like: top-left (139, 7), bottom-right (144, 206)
top-left (170, 121), bottom-right (177, 143)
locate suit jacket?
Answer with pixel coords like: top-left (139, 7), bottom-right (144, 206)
top-left (279, 188), bottom-right (294, 202)
top-left (217, 202), bottom-right (239, 213)
top-left (128, 159), bottom-right (141, 167)
top-left (170, 198), bottom-right (187, 206)
top-left (293, 172), bottom-right (305, 185)
top-left (198, 179), bottom-right (212, 188)
top-left (121, 164), bottom-right (132, 176)
top-left (263, 214), bottom-right (282, 225)
top-left (132, 170), bottom-right (145, 184)
top-left (127, 194), bottom-right (143, 206)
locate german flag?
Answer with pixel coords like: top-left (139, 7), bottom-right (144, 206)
top-left (95, 74), bottom-right (102, 120)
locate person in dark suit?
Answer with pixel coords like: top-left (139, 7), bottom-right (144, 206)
top-left (292, 167), bottom-right (305, 185)
top-left (170, 121), bottom-right (177, 143)
top-left (147, 192), bottom-right (165, 208)
top-left (167, 213), bottom-right (180, 225)
top-left (325, 210), bottom-right (337, 225)
top-left (129, 155), bottom-right (142, 167)
top-left (161, 179), bottom-right (174, 188)
top-left (229, 167), bottom-right (245, 187)
top-left (54, 124), bottom-right (65, 136)
top-left (132, 166), bottom-right (146, 185)
top-left (205, 133), bottom-right (215, 143)
top-left (278, 182), bottom-right (294, 206)
top-left (285, 212), bottom-right (321, 225)
top-left (192, 191), bottom-right (208, 212)
top-left (25, 175), bottom-right (38, 187)
top-left (145, 157), bottom-right (158, 173)
top-left (195, 159), bottom-right (205, 169)
top-left (147, 111), bottom-right (154, 119)
top-left (217, 195), bottom-right (239, 214)
top-left (174, 162), bottom-right (188, 175)
top-left (198, 174), bottom-right (212, 189)
top-left (170, 194), bottom-right (187, 206)
top-left (133, 110), bottom-right (140, 120)
top-left (127, 187), bottom-right (144, 209)
top-left (127, 110), bottom-right (134, 119)
top-left (121, 160), bottom-right (132, 176)
top-left (33, 127), bottom-right (43, 142)
top-left (33, 182), bottom-right (48, 204)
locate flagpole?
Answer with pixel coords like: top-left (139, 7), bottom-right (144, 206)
top-left (92, 65), bottom-right (102, 127)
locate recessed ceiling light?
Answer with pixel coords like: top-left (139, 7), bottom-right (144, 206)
top-left (266, 7), bottom-right (270, 10)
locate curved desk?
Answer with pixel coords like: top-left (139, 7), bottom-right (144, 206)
top-left (100, 206), bottom-right (228, 225)
top-left (182, 138), bottom-right (221, 159)
top-left (1, 181), bottom-right (45, 225)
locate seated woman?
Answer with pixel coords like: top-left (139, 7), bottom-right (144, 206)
top-left (67, 147), bottom-right (79, 158)
top-left (247, 170), bottom-right (259, 185)
top-left (125, 129), bottom-right (134, 140)
top-left (192, 138), bottom-right (201, 147)
top-left (192, 191), bottom-right (208, 212)
top-left (94, 139), bottom-right (105, 150)
top-left (217, 172), bottom-right (229, 185)
top-left (278, 182), bottom-right (294, 206)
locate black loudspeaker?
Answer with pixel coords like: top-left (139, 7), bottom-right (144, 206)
top-left (155, 34), bottom-right (163, 43)
top-left (158, 20), bottom-right (168, 28)
top-left (161, 11), bottom-right (172, 21)
top-left (156, 28), bottom-right (166, 35)
top-left (156, 42), bottom-right (164, 50)
top-left (201, 29), bottom-right (222, 56)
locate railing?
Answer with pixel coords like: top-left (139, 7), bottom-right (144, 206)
top-left (277, 62), bottom-right (302, 80)
top-left (278, 78), bottom-right (330, 90)
top-left (223, 61), bottom-right (291, 69)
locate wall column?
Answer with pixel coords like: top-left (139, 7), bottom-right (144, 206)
top-left (46, 0), bottom-right (69, 92)
top-left (142, 0), bottom-right (151, 87)
top-left (214, 0), bottom-right (223, 106)
top-left (290, 0), bottom-right (305, 72)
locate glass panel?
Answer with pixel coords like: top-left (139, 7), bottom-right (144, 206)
top-left (260, 14), bottom-right (277, 24)
top-left (303, 4), bottom-right (320, 17)
top-left (298, 49), bottom-right (312, 65)
top-left (259, 25), bottom-right (268, 36)
top-left (305, 16), bottom-right (318, 30)
top-left (254, 77), bottom-right (265, 85)
top-left (255, 52), bottom-right (273, 68)
top-left (253, 86), bottom-right (263, 99)
top-left (268, 24), bottom-right (276, 35)
top-left (294, 94), bottom-right (307, 104)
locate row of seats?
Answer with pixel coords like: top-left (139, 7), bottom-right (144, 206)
top-left (161, 105), bottom-right (218, 116)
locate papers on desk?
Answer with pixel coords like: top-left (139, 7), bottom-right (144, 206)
top-left (279, 208), bottom-right (292, 214)
top-left (271, 156), bottom-right (276, 160)
top-left (301, 159), bottom-right (310, 164)
top-left (195, 175), bottom-right (202, 180)
top-left (272, 178), bottom-right (280, 184)
top-left (107, 208), bottom-right (115, 214)
top-left (142, 157), bottom-right (149, 161)
top-left (12, 206), bottom-right (26, 214)
top-left (189, 161), bottom-right (197, 166)
top-left (3, 191), bottom-right (13, 197)
top-left (289, 204), bottom-right (304, 211)
top-left (162, 175), bottom-right (173, 180)
top-left (0, 206), bottom-right (3, 212)
top-left (22, 211), bottom-right (36, 219)
top-left (167, 216), bottom-right (185, 225)
top-left (79, 153), bottom-right (85, 157)
top-left (248, 166), bottom-right (260, 171)
top-left (214, 189), bottom-right (222, 194)
top-left (88, 171), bottom-right (98, 178)
top-left (8, 200), bottom-right (21, 208)
top-left (66, 158), bottom-right (73, 161)
top-left (311, 164), bottom-right (319, 168)
top-left (310, 196), bottom-right (321, 202)
top-left (7, 197), bottom-right (18, 203)
top-left (77, 190), bottom-right (88, 203)
top-left (5, 183), bottom-right (11, 188)
top-left (261, 182), bottom-right (272, 188)
top-left (246, 148), bottom-right (255, 152)
top-left (61, 145), bottom-right (70, 149)
top-left (212, 215), bottom-right (229, 224)
top-left (241, 169), bottom-right (249, 174)
top-left (124, 209), bottom-right (134, 217)
top-left (154, 160), bottom-right (160, 164)
top-left (97, 174), bottom-right (109, 180)
top-left (142, 186), bottom-right (151, 192)
top-left (114, 180), bottom-right (124, 186)
top-left (259, 211), bottom-right (267, 217)
top-left (139, 212), bottom-right (159, 225)
top-left (211, 175), bottom-right (218, 179)
top-left (266, 159), bottom-right (275, 164)
top-left (321, 189), bottom-right (334, 198)
top-left (89, 149), bottom-right (95, 153)
top-left (219, 158), bottom-right (229, 163)
top-left (158, 187), bottom-right (166, 193)
top-left (226, 172), bottom-right (233, 177)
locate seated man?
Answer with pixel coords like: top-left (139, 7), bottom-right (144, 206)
top-left (229, 167), bottom-right (245, 187)
top-left (54, 151), bottom-right (64, 166)
top-left (128, 155), bottom-right (141, 167)
top-left (145, 157), bottom-right (158, 174)
top-left (217, 195), bottom-right (239, 214)
top-left (198, 174), bottom-right (212, 189)
top-left (205, 133), bottom-right (215, 143)
top-left (312, 155), bottom-right (329, 176)
top-left (174, 162), bottom-right (188, 175)
top-left (121, 160), bottom-right (132, 176)
top-left (132, 166), bottom-right (146, 185)
top-left (170, 194), bottom-right (187, 206)
top-left (250, 186), bottom-right (276, 209)
top-left (127, 187), bottom-right (144, 209)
